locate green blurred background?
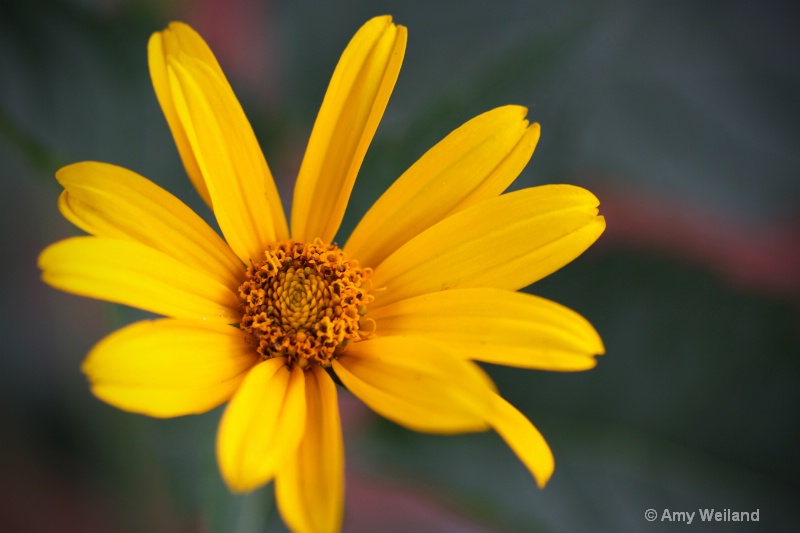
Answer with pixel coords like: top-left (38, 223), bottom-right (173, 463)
top-left (2, 0), bottom-right (798, 531)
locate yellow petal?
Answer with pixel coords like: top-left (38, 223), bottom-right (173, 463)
top-left (38, 237), bottom-right (240, 323)
top-left (369, 288), bottom-right (603, 370)
top-left (217, 359), bottom-right (306, 493)
top-left (291, 16), bottom-right (407, 243)
top-left (166, 48), bottom-right (288, 263)
top-left (81, 319), bottom-right (258, 417)
top-left (488, 393), bottom-right (554, 488)
top-left (370, 185), bottom-right (606, 308)
top-left (345, 106), bottom-right (540, 268)
top-left (275, 366), bottom-right (344, 533)
top-left (332, 337), bottom-right (494, 434)
top-left (56, 161), bottom-right (244, 289)
top-left (149, 22), bottom-right (224, 207)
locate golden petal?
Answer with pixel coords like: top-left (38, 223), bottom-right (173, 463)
top-left (39, 237), bottom-right (240, 322)
top-left (291, 16), bottom-right (406, 243)
top-left (333, 336), bottom-right (494, 434)
top-left (488, 393), bottom-right (555, 488)
top-left (369, 287), bottom-right (603, 370)
top-left (57, 161), bottom-right (243, 289)
top-left (166, 45), bottom-right (288, 263)
top-left (371, 185), bottom-right (605, 308)
top-left (82, 319), bottom-right (258, 417)
top-left (346, 106), bottom-right (539, 268)
top-left (217, 359), bottom-right (306, 492)
top-left (275, 366), bottom-right (344, 533)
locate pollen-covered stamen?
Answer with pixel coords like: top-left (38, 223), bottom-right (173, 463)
top-left (238, 239), bottom-right (372, 368)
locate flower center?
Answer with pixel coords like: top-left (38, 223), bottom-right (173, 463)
top-left (238, 239), bottom-right (372, 368)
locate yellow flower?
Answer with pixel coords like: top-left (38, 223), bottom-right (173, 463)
top-left (39, 16), bottom-right (605, 532)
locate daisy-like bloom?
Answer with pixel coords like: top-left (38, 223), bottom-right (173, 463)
top-left (39, 16), bottom-right (605, 533)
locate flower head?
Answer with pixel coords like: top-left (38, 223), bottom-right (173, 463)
top-left (39, 16), bottom-right (605, 532)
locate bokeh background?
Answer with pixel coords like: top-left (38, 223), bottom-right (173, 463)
top-left (2, 0), bottom-right (798, 531)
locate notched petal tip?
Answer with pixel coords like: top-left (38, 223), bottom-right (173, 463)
top-left (368, 14), bottom-right (394, 25)
top-left (527, 120), bottom-right (541, 141)
top-left (596, 213), bottom-right (607, 231)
